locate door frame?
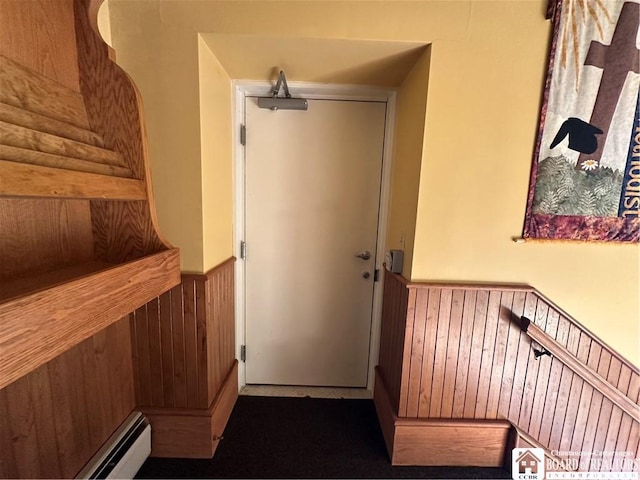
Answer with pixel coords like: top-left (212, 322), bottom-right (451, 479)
top-left (232, 80), bottom-right (397, 394)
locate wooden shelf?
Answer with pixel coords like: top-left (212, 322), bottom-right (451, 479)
top-left (0, 0), bottom-right (181, 393)
top-left (0, 248), bottom-right (180, 390)
top-left (0, 260), bottom-right (114, 303)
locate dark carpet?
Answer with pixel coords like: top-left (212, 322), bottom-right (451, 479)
top-left (135, 396), bottom-right (511, 479)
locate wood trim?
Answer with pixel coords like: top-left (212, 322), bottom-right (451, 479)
top-left (389, 272), bottom-right (534, 293)
top-left (1, 145), bottom-right (132, 177)
top-left (377, 270), bottom-right (409, 413)
top-left (373, 368), bottom-right (398, 458)
top-left (0, 121), bottom-right (125, 167)
top-left (0, 249), bottom-right (180, 389)
top-left (530, 290), bottom-right (640, 377)
top-left (523, 320), bottom-right (640, 423)
top-left (393, 420), bottom-right (511, 467)
top-left (0, 160), bottom-right (146, 200)
top-left (512, 427), bottom-right (570, 473)
top-left (181, 257), bottom-right (237, 281)
top-left (142, 361), bottom-right (238, 458)
top-left (0, 102), bottom-right (104, 146)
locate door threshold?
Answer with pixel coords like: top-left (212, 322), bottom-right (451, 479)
top-left (239, 385), bottom-right (372, 399)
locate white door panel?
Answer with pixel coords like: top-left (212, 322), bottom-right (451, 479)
top-left (245, 98), bottom-right (386, 387)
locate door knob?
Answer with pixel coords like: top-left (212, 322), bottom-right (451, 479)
top-left (355, 250), bottom-right (371, 260)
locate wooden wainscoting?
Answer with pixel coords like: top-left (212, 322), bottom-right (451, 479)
top-left (130, 257), bottom-right (237, 458)
top-left (0, 317), bottom-right (134, 479)
top-left (376, 271), bottom-right (640, 471)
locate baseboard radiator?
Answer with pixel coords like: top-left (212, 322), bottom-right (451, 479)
top-left (76, 412), bottom-right (151, 479)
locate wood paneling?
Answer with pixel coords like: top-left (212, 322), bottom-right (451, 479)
top-left (0, 0), bottom-right (80, 92)
top-left (131, 258), bottom-right (237, 458)
top-left (376, 271), bottom-right (640, 471)
top-left (0, 318), bottom-right (134, 479)
top-left (131, 258), bottom-right (236, 410)
top-left (0, 198), bottom-right (94, 281)
top-left (377, 269), bottom-right (409, 413)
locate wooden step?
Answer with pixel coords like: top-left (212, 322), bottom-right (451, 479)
top-left (0, 102), bottom-right (104, 147)
top-left (0, 121), bottom-right (125, 168)
top-left (0, 145), bottom-right (132, 178)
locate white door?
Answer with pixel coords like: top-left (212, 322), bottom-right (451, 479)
top-left (244, 98), bottom-right (386, 387)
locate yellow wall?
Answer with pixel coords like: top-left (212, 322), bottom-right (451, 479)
top-left (109, 1), bottom-right (207, 272)
top-left (108, 0), bottom-right (639, 365)
top-left (198, 36), bottom-right (234, 271)
top-left (386, 47), bottom-right (431, 279)
top-left (411, 2), bottom-right (639, 364)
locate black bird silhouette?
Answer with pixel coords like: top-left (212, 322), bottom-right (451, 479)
top-left (550, 117), bottom-right (603, 154)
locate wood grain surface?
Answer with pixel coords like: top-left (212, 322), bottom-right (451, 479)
top-left (131, 258), bottom-right (236, 409)
top-left (377, 271), bottom-right (640, 472)
top-left (0, 318), bottom-right (134, 478)
top-left (0, 249), bottom-right (180, 389)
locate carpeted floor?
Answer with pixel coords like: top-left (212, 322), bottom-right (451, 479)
top-left (135, 396), bottom-right (511, 479)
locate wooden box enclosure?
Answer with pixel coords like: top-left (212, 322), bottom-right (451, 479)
top-left (375, 271), bottom-right (640, 471)
top-left (0, 0), bottom-right (180, 389)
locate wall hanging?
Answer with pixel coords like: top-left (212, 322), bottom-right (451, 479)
top-left (523, 0), bottom-right (639, 242)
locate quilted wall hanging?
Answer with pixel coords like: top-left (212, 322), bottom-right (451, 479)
top-left (523, 0), bottom-right (640, 242)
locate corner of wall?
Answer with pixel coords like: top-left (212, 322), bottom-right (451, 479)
top-left (386, 46), bottom-right (431, 279)
top-left (198, 35), bottom-right (235, 272)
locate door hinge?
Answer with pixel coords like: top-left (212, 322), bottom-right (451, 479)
top-left (374, 269), bottom-right (380, 282)
top-left (240, 345), bottom-right (246, 362)
top-left (240, 124), bottom-right (246, 146)
top-left (240, 240), bottom-right (247, 260)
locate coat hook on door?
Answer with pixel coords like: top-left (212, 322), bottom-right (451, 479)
top-left (258, 70), bottom-right (308, 111)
